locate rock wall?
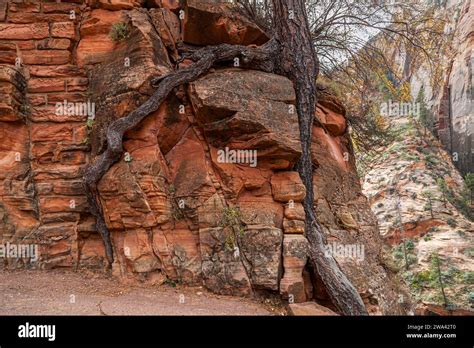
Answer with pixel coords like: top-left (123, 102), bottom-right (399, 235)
top-left (409, 0), bottom-right (473, 175)
top-left (439, 0), bottom-right (473, 175)
top-left (0, 0), bottom-right (404, 314)
top-left (363, 115), bottom-right (473, 312)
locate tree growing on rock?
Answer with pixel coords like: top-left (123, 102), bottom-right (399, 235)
top-left (236, 0), bottom-right (449, 151)
top-left (422, 191), bottom-right (435, 219)
top-left (431, 253), bottom-right (449, 307)
top-left (83, 0), bottom-right (367, 315)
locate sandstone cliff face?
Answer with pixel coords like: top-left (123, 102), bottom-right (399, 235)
top-left (409, 0), bottom-right (473, 175)
top-left (362, 115), bottom-right (473, 312)
top-left (0, 0), bottom-right (403, 314)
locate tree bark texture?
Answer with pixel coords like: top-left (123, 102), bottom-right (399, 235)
top-left (271, 0), bottom-right (368, 315)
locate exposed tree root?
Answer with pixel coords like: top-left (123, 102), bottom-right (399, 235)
top-left (82, 40), bottom-right (279, 265)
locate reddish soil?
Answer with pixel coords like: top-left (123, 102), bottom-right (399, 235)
top-left (0, 269), bottom-right (281, 316)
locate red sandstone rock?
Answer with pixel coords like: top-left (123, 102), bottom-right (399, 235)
top-left (8, 2), bottom-right (40, 13)
top-left (312, 126), bottom-right (350, 172)
top-left (7, 12), bottom-right (72, 24)
top-left (271, 172), bottom-right (306, 202)
top-left (37, 38), bottom-right (71, 50)
top-left (97, 0), bottom-right (145, 10)
top-left (239, 198), bottom-right (283, 228)
top-left (240, 225), bottom-right (283, 291)
top-left (0, 1), bottom-right (405, 314)
top-left (149, 8), bottom-right (181, 60)
top-left (51, 22), bottom-right (76, 39)
top-left (0, 23), bottom-right (49, 39)
top-left (158, 0), bottom-right (180, 11)
top-left (29, 78), bottom-right (66, 93)
top-left (280, 235), bottom-right (309, 303)
top-left (0, 2), bottom-right (7, 22)
top-left (182, 0), bottom-right (268, 46)
top-left (42, 3), bottom-right (82, 14)
top-left (123, 228), bottom-right (161, 273)
top-left (284, 202), bottom-right (305, 221)
top-left (316, 104), bottom-right (347, 136)
top-left (152, 227), bottom-right (202, 284)
top-left (0, 65), bottom-right (27, 122)
top-left (199, 226), bottom-right (252, 296)
top-left (29, 65), bottom-right (85, 78)
top-left (189, 69), bottom-right (301, 169)
top-left (22, 50), bottom-right (71, 65)
top-left (283, 218), bottom-right (305, 234)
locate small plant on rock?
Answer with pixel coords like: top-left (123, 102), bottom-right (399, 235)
top-left (431, 253), bottom-right (449, 307)
top-left (446, 218), bottom-right (457, 228)
top-left (464, 173), bottom-right (474, 205)
top-left (220, 206), bottom-right (245, 252)
top-left (422, 191), bottom-right (435, 218)
top-left (110, 22), bottom-right (130, 42)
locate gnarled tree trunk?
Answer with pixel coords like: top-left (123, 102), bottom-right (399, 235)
top-left (271, 0), bottom-right (368, 315)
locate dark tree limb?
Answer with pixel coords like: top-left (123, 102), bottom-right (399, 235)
top-left (271, 0), bottom-right (368, 315)
top-left (82, 40), bottom-right (279, 266)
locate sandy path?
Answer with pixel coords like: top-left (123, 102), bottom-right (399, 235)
top-left (0, 269), bottom-right (277, 315)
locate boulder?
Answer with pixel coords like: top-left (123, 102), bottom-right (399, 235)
top-left (189, 69), bottom-right (301, 169)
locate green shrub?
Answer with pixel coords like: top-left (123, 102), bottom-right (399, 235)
top-left (110, 22), bottom-right (130, 42)
top-left (220, 206), bottom-right (245, 251)
top-left (468, 292), bottom-right (474, 303)
top-left (461, 271), bottom-right (474, 284)
top-left (447, 218), bottom-right (457, 227)
top-left (407, 254), bottom-right (418, 266)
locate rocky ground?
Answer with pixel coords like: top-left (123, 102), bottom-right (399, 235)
top-left (0, 269), bottom-right (280, 315)
top-left (361, 115), bottom-right (473, 312)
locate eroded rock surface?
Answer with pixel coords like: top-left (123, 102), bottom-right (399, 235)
top-left (362, 116), bottom-right (473, 312)
top-left (0, 0), bottom-right (404, 314)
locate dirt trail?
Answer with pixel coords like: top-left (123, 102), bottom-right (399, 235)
top-left (0, 270), bottom-right (278, 315)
